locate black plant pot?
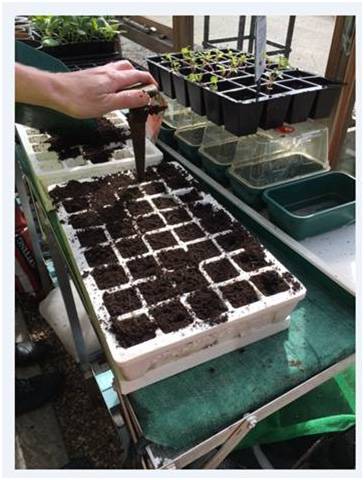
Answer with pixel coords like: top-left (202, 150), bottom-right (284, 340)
top-left (171, 66), bottom-right (204, 107)
top-left (203, 80), bottom-right (240, 125)
top-left (259, 83), bottom-right (291, 129)
top-left (233, 75), bottom-right (257, 87)
top-left (159, 63), bottom-right (175, 98)
top-left (147, 56), bottom-right (163, 85)
top-left (306, 77), bottom-right (342, 119)
top-left (41, 39), bottom-right (119, 59)
top-left (222, 88), bottom-right (265, 136)
top-left (278, 79), bottom-right (319, 124)
top-left (186, 73), bottom-right (211, 115)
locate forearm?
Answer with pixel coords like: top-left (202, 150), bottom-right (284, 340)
top-left (15, 63), bottom-right (59, 110)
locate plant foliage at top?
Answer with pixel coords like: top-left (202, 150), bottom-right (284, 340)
top-left (30, 16), bottom-right (121, 47)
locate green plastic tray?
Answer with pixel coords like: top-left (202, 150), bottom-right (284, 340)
top-left (174, 126), bottom-right (206, 166)
top-left (199, 141), bottom-right (237, 187)
top-left (263, 171), bottom-right (355, 240)
top-left (159, 123), bottom-right (176, 148)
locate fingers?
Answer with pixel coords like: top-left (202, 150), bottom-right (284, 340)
top-left (108, 89), bottom-right (151, 110)
top-left (114, 69), bottom-right (159, 90)
top-left (112, 60), bottom-right (134, 71)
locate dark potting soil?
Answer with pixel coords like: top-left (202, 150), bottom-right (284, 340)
top-left (136, 214), bottom-right (165, 233)
top-left (174, 222), bottom-right (205, 242)
top-left (110, 315), bottom-right (156, 348)
top-left (152, 301), bottom-right (193, 333)
top-left (162, 207), bottom-right (191, 225)
top-left (50, 180), bottom-right (94, 203)
top-left (84, 245), bottom-right (117, 268)
top-left (146, 231), bottom-right (177, 250)
top-left (190, 203), bottom-right (233, 233)
top-left (232, 243), bottom-right (270, 272)
top-left (204, 258), bottom-right (239, 283)
top-left (167, 267), bottom-right (208, 294)
top-left (69, 211), bottom-right (102, 229)
top-left (138, 278), bottom-right (176, 304)
top-left (177, 188), bottom-right (202, 204)
top-left (107, 172), bottom-right (136, 190)
top-left (127, 200), bottom-right (153, 217)
top-left (215, 227), bottom-right (253, 252)
top-left (155, 162), bottom-right (180, 178)
top-left (97, 204), bottom-right (128, 224)
top-left (119, 186), bottom-right (143, 200)
top-left (152, 196), bottom-right (179, 210)
top-left (143, 181), bottom-right (166, 195)
top-left (158, 248), bottom-right (194, 270)
top-left (106, 219), bottom-right (135, 239)
top-left (103, 288), bottom-right (142, 317)
top-left (283, 272), bottom-right (302, 293)
top-left (164, 171), bottom-right (191, 190)
top-left (251, 270), bottom-right (289, 296)
top-left (220, 280), bottom-right (259, 308)
top-left (127, 255), bottom-right (160, 280)
top-left (63, 197), bottom-right (89, 214)
top-left (77, 228), bottom-right (107, 248)
top-left (188, 240), bottom-right (220, 264)
top-left (92, 264), bottom-right (128, 290)
top-left (116, 237), bottom-right (148, 258)
top-left (188, 288), bottom-right (228, 324)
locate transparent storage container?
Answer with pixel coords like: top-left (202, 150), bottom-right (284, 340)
top-left (228, 119), bottom-right (329, 207)
top-left (163, 107), bottom-right (207, 131)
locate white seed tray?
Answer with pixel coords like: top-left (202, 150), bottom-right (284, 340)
top-left (52, 162), bottom-right (306, 393)
top-left (15, 111), bottom-right (163, 187)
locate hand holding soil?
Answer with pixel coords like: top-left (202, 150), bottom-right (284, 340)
top-left (16, 60), bottom-right (158, 119)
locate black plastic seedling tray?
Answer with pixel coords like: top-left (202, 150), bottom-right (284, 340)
top-left (147, 50), bottom-right (341, 136)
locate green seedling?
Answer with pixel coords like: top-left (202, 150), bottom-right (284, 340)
top-left (265, 68), bottom-right (284, 91)
top-left (209, 75), bottom-right (219, 91)
top-left (170, 59), bottom-right (181, 72)
top-left (163, 53), bottom-right (173, 63)
top-left (187, 72), bottom-right (204, 83)
top-left (31, 15), bottom-right (121, 47)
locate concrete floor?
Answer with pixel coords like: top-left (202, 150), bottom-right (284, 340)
top-left (148, 15), bottom-right (335, 75)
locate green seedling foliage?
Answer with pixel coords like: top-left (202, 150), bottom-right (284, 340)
top-left (209, 75), bottom-right (219, 91)
top-left (187, 72), bottom-right (204, 84)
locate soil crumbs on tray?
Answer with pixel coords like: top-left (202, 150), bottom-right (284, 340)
top-left (18, 296), bottom-right (125, 468)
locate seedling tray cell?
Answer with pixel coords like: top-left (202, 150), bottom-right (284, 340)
top-left (222, 88), bottom-right (266, 136)
top-left (50, 161), bottom-right (305, 392)
top-left (305, 77), bottom-right (342, 119)
top-left (203, 80), bottom-right (241, 125)
top-left (278, 79), bottom-right (320, 124)
top-left (259, 83), bottom-right (291, 130)
top-left (16, 111), bottom-right (163, 188)
top-left (263, 171), bottom-right (355, 240)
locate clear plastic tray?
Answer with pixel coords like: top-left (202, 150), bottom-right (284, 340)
top-left (163, 106), bottom-right (207, 131)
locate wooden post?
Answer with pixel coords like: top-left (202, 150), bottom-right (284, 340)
top-left (172, 16), bottom-right (194, 51)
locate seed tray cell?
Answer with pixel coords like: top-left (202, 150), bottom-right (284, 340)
top-left (16, 110), bottom-right (163, 187)
top-left (52, 161), bottom-right (305, 391)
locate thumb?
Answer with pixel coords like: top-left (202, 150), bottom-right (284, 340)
top-left (108, 89), bottom-right (150, 110)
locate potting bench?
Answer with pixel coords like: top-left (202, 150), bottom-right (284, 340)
top-left (15, 134), bottom-right (355, 468)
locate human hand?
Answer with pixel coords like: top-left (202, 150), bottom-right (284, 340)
top-left (16, 60), bottom-right (159, 119)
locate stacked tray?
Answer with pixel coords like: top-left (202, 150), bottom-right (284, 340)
top-left (50, 161), bottom-right (306, 392)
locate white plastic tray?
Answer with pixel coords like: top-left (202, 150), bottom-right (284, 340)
top-left (53, 162), bottom-right (306, 393)
top-left (15, 111), bottom-right (163, 187)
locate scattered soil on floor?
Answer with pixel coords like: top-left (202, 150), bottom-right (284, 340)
top-left (204, 258), bottom-right (239, 283)
top-left (167, 267), bottom-right (208, 294)
top-left (138, 278), bottom-right (176, 304)
top-left (220, 281), bottom-right (259, 308)
top-left (77, 228), bottom-right (107, 248)
top-left (188, 288), bottom-right (228, 324)
top-left (103, 288), bottom-right (142, 316)
top-left (157, 248), bottom-right (194, 270)
top-left (110, 314), bottom-right (156, 348)
top-left (143, 181), bottom-right (166, 195)
top-left (188, 240), bottom-right (220, 264)
top-left (127, 255), bottom-right (160, 280)
top-left (136, 214), bottom-right (165, 233)
top-left (163, 207), bottom-right (191, 225)
top-left (232, 243), bottom-right (270, 272)
top-left (152, 196), bottom-right (178, 210)
top-left (146, 231), bottom-right (177, 250)
top-left (84, 245), bottom-right (117, 267)
top-left (174, 222), bottom-right (205, 242)
top-left (251, 271), bottom-right (289, 296)
top-left (116, 237), bottom-right (148, 258)
top-left (152, 301), bottom-right (193, 333)
top-left (92, 264), bottom-right (128, 290)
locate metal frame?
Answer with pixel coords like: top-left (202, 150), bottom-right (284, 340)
top-left (203, 16), bottom-right (296, 58)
